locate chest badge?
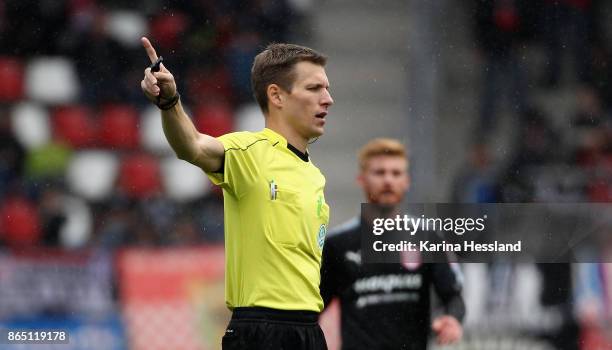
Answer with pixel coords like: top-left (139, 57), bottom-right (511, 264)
top-left (317, 224), bottom-right (326, 249)
top-left (269, 180), bottom-right (278, 200)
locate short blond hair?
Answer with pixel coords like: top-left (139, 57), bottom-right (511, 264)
top-left (358, 138), bottom-right (408, 171)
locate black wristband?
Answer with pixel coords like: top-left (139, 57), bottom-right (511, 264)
top-left (157, 92), bottom-right (180, 110)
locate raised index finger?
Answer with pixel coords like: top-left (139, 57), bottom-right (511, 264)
top-left (141, 37), bottom-right (158, 64)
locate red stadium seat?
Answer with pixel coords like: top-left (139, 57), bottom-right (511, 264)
top-left (0, 57), bottom-right (24, 101)
top-left (0, 196), bottom-right (41, 246)
top-left (581, 326), bottom-right (612, 350)
top-left (118, 153), bottom-right (162, 199)
top-left (194, 102), bottom-right (234, 137)
top-left (186, 66), bottom-right (233, 105)
top-left (52, 105), bottom-right (96, 148)
top-left (587, 180), bottom-right (611, 202)
top-left (98, 104), bottom-right (140, 150)
top-left (149, 12), bottom-right (188, 51)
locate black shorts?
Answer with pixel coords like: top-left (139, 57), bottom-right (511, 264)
top-left (222, 307), bottom-right (327, 350)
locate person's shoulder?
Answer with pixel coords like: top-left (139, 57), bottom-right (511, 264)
top-left (328, 216), bottom-right (360, 236)
top-left (327, 217), bottom-right (360, 241)
top-left (323, 217), bottom-right (360, 257)
top-left (218, 130), bottom-right (272, 150)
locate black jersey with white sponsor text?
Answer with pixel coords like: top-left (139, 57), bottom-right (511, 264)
top-left (320, 220), bottom-right (465, 350)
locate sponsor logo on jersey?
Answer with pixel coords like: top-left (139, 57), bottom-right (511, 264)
top-left (354, 274), bottom-right (423, 293)
top-left (345, 250), bottom-right (362, 265)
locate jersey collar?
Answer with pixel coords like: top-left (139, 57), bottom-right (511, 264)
top-left (261, 128), bottom-right (287, 148)
top-left (261, 128), bottom-right (310, 162)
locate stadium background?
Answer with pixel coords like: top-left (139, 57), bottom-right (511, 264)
top-left (0, 0), bottom-right (611, 349)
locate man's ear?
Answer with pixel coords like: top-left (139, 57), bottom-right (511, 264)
top-left (405, 174), bottom-right (411, 192)
top-left (267, 84), bottom-right (283, 109)
top-left (356, 173), bottom-right (365, 188)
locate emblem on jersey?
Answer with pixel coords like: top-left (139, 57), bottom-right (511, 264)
top-left (400, 250), bottom-right (422, 270)
top-left (317, 224), bottom-right (327, 249)
top-left (269, 180), bottom-right (277, 200)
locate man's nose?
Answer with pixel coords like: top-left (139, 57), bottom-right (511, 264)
top-left (383, 173), bottom-right (396, 184)
top-left (322, 90), bottom-right (334, 106)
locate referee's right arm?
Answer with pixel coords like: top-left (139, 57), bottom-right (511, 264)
top-left (140, 36), bottom-right (224, 173)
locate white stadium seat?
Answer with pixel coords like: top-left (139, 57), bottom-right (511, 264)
top-left (11, 102), bottom-right (51, 150)
top-left (66, 150), bottom-right (119, 201)
top-left (26, 57), bottom-right (79, 104)
top-left (141, 105), bottom-right (174, 155)
top-left (235, 103), bottom-right (264, 132)
top-left (105, 10), bottom-right (148, 48)
top-left (161, 157), bottom-right (210, 202)
top-left (60, 195), bottom-right (93, 249)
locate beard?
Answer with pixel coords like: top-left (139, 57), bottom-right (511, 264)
top-left (369, 190), bottom-right (403, 205)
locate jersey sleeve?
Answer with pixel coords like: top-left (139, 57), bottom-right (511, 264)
top-left (432, 262), bottom-right (466, 322)
top-left (205, 132), bottom-right (262, 196)
top-left (320, 236), bottom-right (341, 308)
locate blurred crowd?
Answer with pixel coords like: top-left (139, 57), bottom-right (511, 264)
top-left (452, 2), bottom-right (612, 348)
top-left (0, 0), bottom-right (308, 249)
top-left (454, 0), bottom-right (611, 206)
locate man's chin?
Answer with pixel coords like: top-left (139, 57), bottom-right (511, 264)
top-left (374, 194), bottom-right (402, 206)
top-left (309, 127), bottom-right (324, 138)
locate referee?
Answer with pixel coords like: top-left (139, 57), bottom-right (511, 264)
top-left (140, 37), bottom-right (333, 349)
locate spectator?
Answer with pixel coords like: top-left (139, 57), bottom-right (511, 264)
top-left (540, 0), bottom-right (596, 88)
top-left (451, 142), bottom-right (499, 203)
top-left (473, 0), bottom-right (534, 138)
top-left (0, 114), bottom-right (25, 197)
top-left (39, 185), bottom-right (67, 246)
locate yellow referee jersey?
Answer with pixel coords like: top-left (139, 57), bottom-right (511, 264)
top-left (206, 128), bottom-right (330, 312)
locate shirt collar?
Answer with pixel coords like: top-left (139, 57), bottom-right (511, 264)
top-left (261, 128), bottom-right (309, 162)
top-left (261, 128), bottom-right (287, 148)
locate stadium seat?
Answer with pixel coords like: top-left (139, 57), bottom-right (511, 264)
top-left (98, 104), bottom-right (140, 150)
top-left (105, 10), bottom-right (148, 48)
top-left (587, 180), bottom-right (611, 202)
top-left (149, 12), bottom-right (188, 51)
top-left (140, 105), bottom-right (174, 155)
top-left (235, 103), bottom-right (264, 132)
top-left (118, 153), bottom-right (162, 199)
top-left (60, 195), bottom-right (93, 248)
top-left (161, 157), bottom-right (210, 202)
top-left (581, 325), bottom-right (612, 349)
top-left (0, 56), bottom-right (24, 101)
top-left (25, 142), bottom-right (72, 180)
top-left (25, 57), bottom-right (79, 104)
top-left (11, 102), bottom-right (51, 150)
top-left (66, 150), bottom-right (119, 202)
top-left (0, 196), bottom-right (41, 246)
top-left (194, 102), bottom-right (234, 137)
top-left (186, 66), bottom-right (233, 105)
top-left (52, 105), bottom-right (96, 148)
